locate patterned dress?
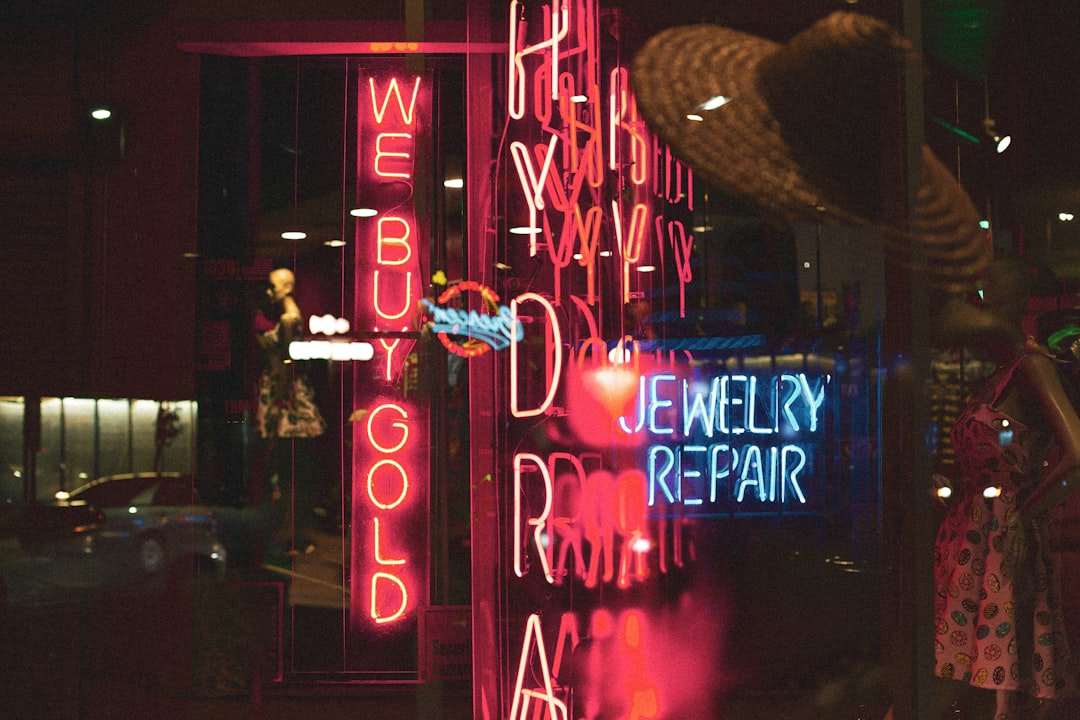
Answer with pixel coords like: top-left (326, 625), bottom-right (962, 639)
top-left (934, 354), bottom-right (1070, 698)
top-left (255, 323), bottom-right (327, 440)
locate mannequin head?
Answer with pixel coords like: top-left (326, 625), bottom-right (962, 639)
top-left (933, 257), bottom-right (1037, 357)
top-left (267, 268), bottom-right (296, 305)
top-left (977, 258), bottom-right (1036, 333)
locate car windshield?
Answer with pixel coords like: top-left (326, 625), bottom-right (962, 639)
top-left (72, 475), bottom-right (198, 508)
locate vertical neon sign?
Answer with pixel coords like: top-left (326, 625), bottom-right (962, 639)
top-left (352, 66), bottom-right (430, 661)
top-left (491, 0), bottom-right (716, 716)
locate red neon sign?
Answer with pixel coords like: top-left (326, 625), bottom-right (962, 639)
top-left (353, 398), bottom-right (423, 628)
top-left (486, 0), bottom-right (712, 716)
top-left (355, 71), bottom-right (428, 380)
top-left (352, 66), bottom-right (430, 648)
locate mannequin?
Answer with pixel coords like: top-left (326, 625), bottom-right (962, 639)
top-left (932, 259), bottom-right (1080, 719)
top-left (255, 267), bottom-right (326, 556)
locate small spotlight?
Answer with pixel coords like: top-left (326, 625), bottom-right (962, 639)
top-left (509, 226), bottom-right (540, 235)
top-left (324, 239), bottom-right (346, 248)
top-left (281, 231), bottom-right (307, 240)
top-left (636, 265), bottom-right (656, 273)
top-left (443, 178), bottom-right (464, 189)
top-left (1059, 213), bottom-right (1075, 222)
top-left (979, 219), bottom-right (990, 230)
top-left (685, 113), bottom-right (704, 122)
top-left (570, 94), bottom-right (588, 103)
top-left (983, 118), bottom-right (1010, 154)
top-left (350, 207), bottom-right (378, 218)
top-left (89, 106), bottom-right (112, 121)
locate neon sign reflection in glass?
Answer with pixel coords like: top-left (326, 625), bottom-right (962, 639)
top-left (615, 370), bottom-right (830, 510)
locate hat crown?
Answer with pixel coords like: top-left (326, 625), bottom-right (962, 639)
top-left (758, 12), bottom-right (914, 107)
top-left (757, 12), bottom-right (914, 220)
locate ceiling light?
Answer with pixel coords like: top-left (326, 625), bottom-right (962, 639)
top-left (686, 113), bottom-right (704, 122)
top-left (443, 178), bottom-right (464, 189)
top-left (697, 95), bottom-right (731, 111)
top-left (636, 265), bottom-right (656, 273)
top-left (1060, 213), bottom-right (1075, 222)
top-left (324, 239), bottom-right (346, 248)
top-left (509, 226), bottom-right (540, 235)
top-left (89, 106), bottom-right (113, 121)
top-left (570, 94), bottom-right (588, 103)
top-left (281, 231), bottom-right (307, 240)
top-left (350, 207), bottom-right (378, 218)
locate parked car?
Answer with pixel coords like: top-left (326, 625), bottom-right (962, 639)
top-left (0, 500), bottom-right (152, 607)
top-left (63, 472), bottom-right (227, 581)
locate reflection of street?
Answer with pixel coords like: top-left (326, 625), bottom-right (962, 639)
top-left (261, 524), bottom-right (348, 609)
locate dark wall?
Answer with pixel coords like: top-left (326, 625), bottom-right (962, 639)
top-left (0, 7), bottom-right (199, 400)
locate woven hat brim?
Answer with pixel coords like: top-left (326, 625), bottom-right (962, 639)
top-left (631, 25), bottom-right (833, 224)
top-left (630, 21), bottom-right (990, 293)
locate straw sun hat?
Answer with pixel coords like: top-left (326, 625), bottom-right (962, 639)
top-left (630, 10), bottom-right (989, 294)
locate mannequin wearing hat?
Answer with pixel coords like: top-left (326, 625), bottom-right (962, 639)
top-left (931, 258), bottom-right (1080, 719)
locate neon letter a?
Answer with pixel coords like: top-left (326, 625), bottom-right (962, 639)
top-left (509, 613), bottom-right (568, 720)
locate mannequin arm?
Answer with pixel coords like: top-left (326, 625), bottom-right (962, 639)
top-left (1014, 353), bottom-right (1080, 519)
top-left (279, 297), bottom-right (302, 347)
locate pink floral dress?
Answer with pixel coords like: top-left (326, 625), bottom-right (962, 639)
top-left (934, 354), bottom-right (1070, 698)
